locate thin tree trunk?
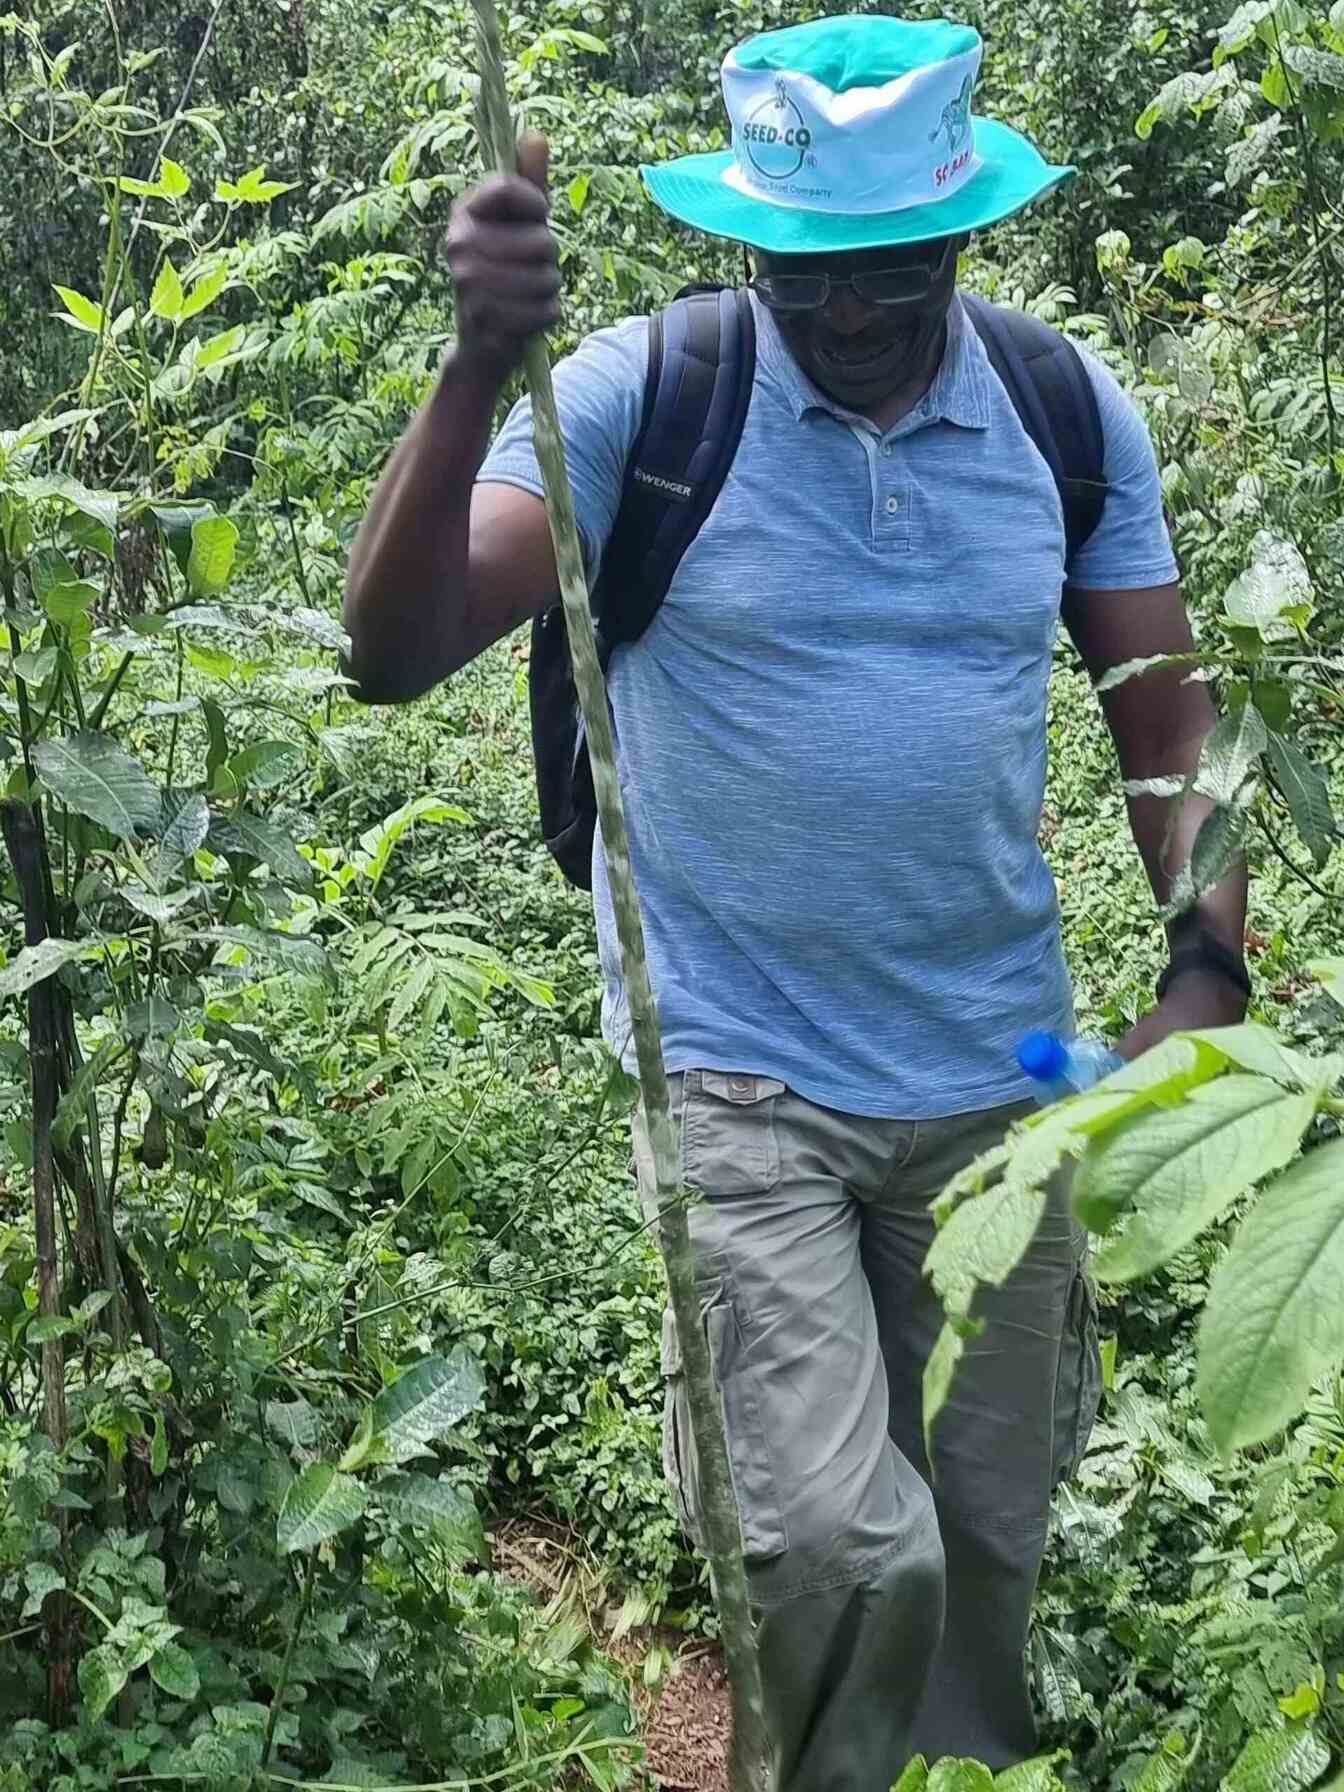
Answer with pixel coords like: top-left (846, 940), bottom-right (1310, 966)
top-left (469, 8), bottom-right (771, 1786)
top-left (0, 798), bottom-right (73, 1726)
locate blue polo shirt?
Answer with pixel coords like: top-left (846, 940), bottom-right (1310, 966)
top-left (479, 294), bottom-right (1177, 1118)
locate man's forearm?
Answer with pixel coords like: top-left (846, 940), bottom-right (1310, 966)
top-left (343, 350), bottom-right (502, 703)
top-left (1121, 724), bottom-right (1249, 961)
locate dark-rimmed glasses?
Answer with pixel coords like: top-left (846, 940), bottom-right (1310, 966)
top-left (747, 237), bottom-right (955, 312)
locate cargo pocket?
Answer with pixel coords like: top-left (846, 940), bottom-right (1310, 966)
top-left (1051, 1261), bottom-right (1104, 1489)
top-left (680, 1070), bottom-right (785, 1200)
top-left (659, 1278), bottom-right (788, 1562)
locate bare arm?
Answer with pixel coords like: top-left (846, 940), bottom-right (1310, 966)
top-left (1064, 580), bottom-right (1249, 1053)
top-left (342, 135), bottom-right (561, 703)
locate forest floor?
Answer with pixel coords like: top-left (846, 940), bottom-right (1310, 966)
top-left (494, 1518), bottom-right (730, 1788)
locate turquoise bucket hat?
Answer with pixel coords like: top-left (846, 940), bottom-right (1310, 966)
top-left (641, 15), bottom-right (1075, 253)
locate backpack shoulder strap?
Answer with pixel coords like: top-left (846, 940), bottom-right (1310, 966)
top-left (960, 292), bottom-right (1109, 570)
top-left (594, 286), bottom-right (756, 650)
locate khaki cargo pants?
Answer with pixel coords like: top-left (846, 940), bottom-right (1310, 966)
top-left (633, 1071), bottom-right (1101, 1792)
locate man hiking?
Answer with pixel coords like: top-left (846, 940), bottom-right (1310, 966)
top-left (344, 15), bottom-right (1249, 1788)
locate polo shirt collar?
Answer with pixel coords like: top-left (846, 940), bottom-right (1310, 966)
top-left (753, 290), bottom-right (992, 433)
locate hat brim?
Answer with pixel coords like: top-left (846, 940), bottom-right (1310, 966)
top-left (641, 117), bottom-right (1074, 253)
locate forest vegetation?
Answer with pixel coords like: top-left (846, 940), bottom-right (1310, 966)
top-left (1, 1), bottom-right (1343, 1788)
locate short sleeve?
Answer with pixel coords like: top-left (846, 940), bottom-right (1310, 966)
top-left (476, 316), bottom-right (649, 575)
top-left (1065, 346), bottom-right (1180, 592)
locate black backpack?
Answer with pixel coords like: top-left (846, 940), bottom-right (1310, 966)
top-left (529, 286), bottom-right (1109, 890)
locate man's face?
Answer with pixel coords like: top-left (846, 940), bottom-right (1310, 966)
top-left (753, 236), bottom-right (964, 412)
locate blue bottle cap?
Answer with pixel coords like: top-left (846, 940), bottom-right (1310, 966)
top-left (1017, 1030), bottom-right (1068, 1082)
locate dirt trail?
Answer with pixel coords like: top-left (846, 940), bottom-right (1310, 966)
top-left (638, 1645), bottom-right (730, 1791)
top-left (492, 1518), bottom-right (730, 1789)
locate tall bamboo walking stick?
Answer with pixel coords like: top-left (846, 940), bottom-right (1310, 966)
top-left (468, 5), bottom-right (771, 1787)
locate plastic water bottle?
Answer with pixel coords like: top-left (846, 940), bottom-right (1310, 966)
top-left (1016, 1031), bottom-right (1125, 1103)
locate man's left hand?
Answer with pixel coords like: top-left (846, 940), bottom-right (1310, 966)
top-left (1114, 968), bottom-right (1248, 1062)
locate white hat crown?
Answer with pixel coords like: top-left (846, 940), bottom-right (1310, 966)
top-left (721, 25), bottom-right (983, 218)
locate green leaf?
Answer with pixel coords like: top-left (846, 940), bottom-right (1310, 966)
top-left (52, 284), bottom-right (105, 333)
top-left (0, 936), bottom-right (88, 998)
top-left (196, 324), bottom-right (245, 369)
top-left (201, 925), bottom-right (332, 982)
top-left (76, 1290), bottom-right (113, 1326)
top-left (160, 157), bottom-right (190, 198)
top-left (355, 795), bottom-right (471, 890)
top-left (1224, 532), bottom-right (1313, 637)
top-left (201, 700), bottom-right (229, 782)
top-left (225, 740), bottom-right (303, 789)
top-left (922, 1319), bottom-right (966, 1461)
top-left (1250, 679), bottom-right (1292, 731)
top-left (1190, 799), bottom-right (1251, 897)
top-left (14, 472), bottom-right (119, 532)
top-left (1095, 652), bottom-right (1199, 693)
top-left (1266, 734), bottom-right (1335, 868)
top-left (265, 1396), bottom-right (320, 1448)
top-left (1194, 704), bottom-right (1267, 804)
top-left (187, 642), bottom-right (237, 679)
top-left (895, 1761), bottom-right (930, 1792)
top-left (928, 1761), bottom-right (995, 1792)
top-left (150, 1409), bottom-right (168, 1476)
top-left (1182, 1024), bottom-right (1317, 1089)
top-left (208, 811), bottom-right (312, 886)
top-left (28, 1313), bottom-right (79, 1343)
top-left (205, 1020), bottom-right (315, 1096)
top-left (78, 1642), bottom-right (129, 1719)
top-left (1310, 958), bottom-right (1344, 1008)
top-left (43, 579), bottom-right (99, 625)
top-left (33, 731), bottom-right (160, 838)
top-left (186, 515), bottom-right (239, 597)
top-left (124, 996), bottom-right (181, 1040)
top-left (149, 260), bottom-right (184, 322)
top-left (371, 1473), bottom-right (485, 1559)
top-left (21, 1562), bottom-right (65, 1618)
top-left (148, 1641), bottom-right (200, 1701)
top-left (1198, 1139), bottom-right (1344, 1453)
top-left (179, 264), bottom-right (228, 319)
top-left (994, 1760), bottom-right (1068, 1792)
top-left (216, 165), bottom-right (298, 204)
top-left (568, 171), bottom-right (591, 213)
top-left (151, 500), bottom-right (216, 576)
top-left (1088, 1078), bottom-right (1317, 1281)
top-left (925, 1180), bottom-right (1048, 1310)
top-left (7, 409), bottom-right (96, 456)
top-left (387, 957), bottom-right (435, 1034)
top-left (119, 884), bottom-right (196, 923)
top-left (1220, 1724), bottom-right (1330, 1792)
top-left (276, 1462), bottom-right (366, 1553)
top-left (1283, 45), bottom-right (1344, 89)
top-left (279, 606), bottom-right (351, 653)
top-left (159, 789), bottom-right (211, 856)
top-left (1134, 1732), bottom-right (1196, 1792)
top-left (1280, 1686), bottom-right (1322, 1721)
top-left (53, 1036), bottom-right (125, 1149)
top-left (294, 1179), bottom-right (345, 1219)
top-left (366, 1349), bottom-right (486, 1462)
top-left (14, 647), bottom-right (58, 684)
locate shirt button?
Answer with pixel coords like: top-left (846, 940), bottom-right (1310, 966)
top-left (881, 442), bottom-right (894, 457)
top-left (885, 494), bottom-right (902, 514)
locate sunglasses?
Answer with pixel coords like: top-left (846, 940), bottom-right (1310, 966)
top-left (746, 237), bottom-right (956, 313)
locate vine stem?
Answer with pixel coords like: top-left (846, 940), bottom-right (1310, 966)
top-left (468, 5), bottom-right (770, 1786)
top-left (260, 1549), bottom-right (319, 1769)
